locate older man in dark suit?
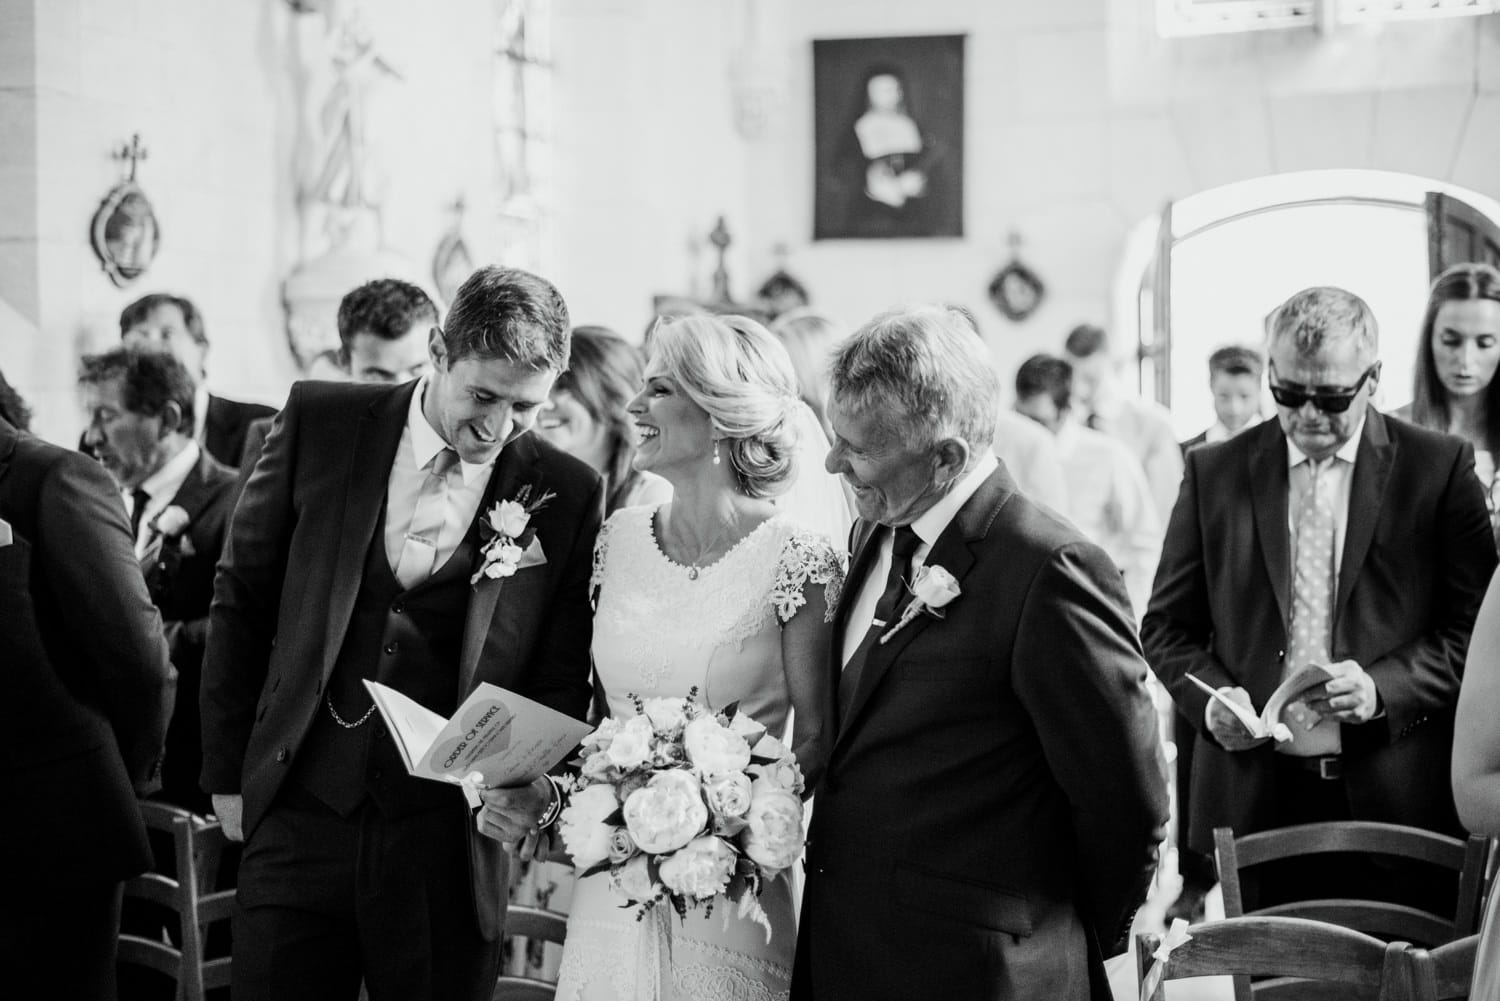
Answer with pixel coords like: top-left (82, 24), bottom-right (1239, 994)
top-left (792, 305), bottom-right (1168, 1001)
top-left (0, 369), bottom-right (175, 1000)
top-left (1144, 286), bottom-right (1497, 912)
top-left (203, 266), bottom-right (602, 1001)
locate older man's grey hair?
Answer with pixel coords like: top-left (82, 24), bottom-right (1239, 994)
top-left (829, 304), bottom-right (1000, 454)
top-left (1268, 287), bottom-right (1379, 365)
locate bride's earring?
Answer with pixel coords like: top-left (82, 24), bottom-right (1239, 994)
top-left (712, 440), bottom-right (721, 466)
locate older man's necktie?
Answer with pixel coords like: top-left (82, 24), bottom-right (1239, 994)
top-left (393, 448), bottom-right (458, 589)
top-left (1283, 459), bottom-right (1341, 755)
top-left (839, 525), bottom-right (921, 721)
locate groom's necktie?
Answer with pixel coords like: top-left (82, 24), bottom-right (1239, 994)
top-left (838, 525), bottom-right (921, 721)
top-left (393, 448), bottom-right (459, 589)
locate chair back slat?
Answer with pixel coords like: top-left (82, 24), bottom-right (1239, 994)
top-left (1230, 822), bottom-right (1466, 870)
top-left (1253, 900), bottom-right (1452, 946)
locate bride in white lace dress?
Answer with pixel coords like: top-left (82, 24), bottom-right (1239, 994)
top-left (554, 314), bottom-right (847, 1001)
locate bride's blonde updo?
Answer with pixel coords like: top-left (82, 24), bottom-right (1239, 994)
top-left (649, 314), bottom-right (802, 499)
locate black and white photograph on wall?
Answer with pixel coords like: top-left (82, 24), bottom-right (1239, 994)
top-left (813, 34), bottom-right (964, 240)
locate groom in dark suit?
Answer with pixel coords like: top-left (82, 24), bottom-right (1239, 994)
top-left (793, 306), bottom-right (1168, 1001)
top-left (202, 266), bottom-right (603, 1001)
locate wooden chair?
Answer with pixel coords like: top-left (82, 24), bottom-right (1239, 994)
top-left (1407, 934), bottom-right (1480, 1001)
top-left (1215, 822), bottom-right (1489, 947)
top-left (117, 802), bottom-right (235, 1001)
top-left (1136, 916), bottom-right (1412, 1001)
top-left (493, 905), bottom-right (568, 1001)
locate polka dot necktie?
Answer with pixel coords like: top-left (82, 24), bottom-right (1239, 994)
top-left (1283, 459), bottom-right (1341, 754)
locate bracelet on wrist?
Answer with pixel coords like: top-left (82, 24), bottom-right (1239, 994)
top-left (536, 775), bottom-right (565, 830)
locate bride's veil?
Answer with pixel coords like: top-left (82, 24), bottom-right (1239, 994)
top-left (776, 399), bottom-right (854, 547)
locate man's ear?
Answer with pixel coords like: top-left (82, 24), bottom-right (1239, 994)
top-left (933, 436), bottom-right (972, 487)
top-left (428, 326), bottom-right (448, 370)
top-left (158, 400), bottom-right (185, 437)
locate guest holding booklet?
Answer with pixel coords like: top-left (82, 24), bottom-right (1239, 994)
top-left (201, 266), bottom-right (603, 1001)
top-left (1143, 286), bottom-right (1495, 913)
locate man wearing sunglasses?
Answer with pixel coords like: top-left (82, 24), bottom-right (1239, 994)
top-left (1143, 285), bottom-right (1496, 914)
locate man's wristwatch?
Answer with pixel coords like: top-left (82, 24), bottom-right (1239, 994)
top-left (536, 775), bottom-right (565, 831)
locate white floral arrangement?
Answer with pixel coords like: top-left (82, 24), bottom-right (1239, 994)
top-left (557, 692), bottom-right (805, 939)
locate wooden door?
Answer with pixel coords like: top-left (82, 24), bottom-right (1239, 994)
top-left (1427, 191), bottom-right (1500, 277)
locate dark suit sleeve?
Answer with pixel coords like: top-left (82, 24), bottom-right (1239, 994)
top-left (1011, 541), bottom-right (1169, 951)
top-left (39, 452), bottom-right (175, 789)
top-left (1363, 440), bottom-right (1497, 738)
top-left (524, 474), bottom-right (605, 721)
top-left (1140, 450), bottom-right (1234, 733)
top-left (201, 391), bottom-right (300, 794)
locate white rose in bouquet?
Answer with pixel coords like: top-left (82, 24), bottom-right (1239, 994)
top-left (606, 827), bottom-right (637, 864)
top-left (622, 770), bottom-right (708, 853)
top-left (558, 784), bottom-right (619, 869)
top-left (704, 772), bottom-right (753, 819)
top-left (582, 716), bottom-right (621, 750)
top-left (742, 778), bottom-right (804, 873)
top-left (611, 853), bottom-right (658, 903)
top-left (604, 715), bottom-right (655, 770)
top-left (642, 697), bottom-right (689, 733)
top-left (683, 715), bottom-right (751, 777)
top-left (659, 836), bottom-right (737, 900)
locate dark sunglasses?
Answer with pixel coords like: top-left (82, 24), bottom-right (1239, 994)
top-left (1268, 363), bottom-right (1378, 414)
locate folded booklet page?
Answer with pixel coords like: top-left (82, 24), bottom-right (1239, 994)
top-left (363, 680), bottom-right (592, 795)
top-left (1187, 664), bottom-right (1337, 742)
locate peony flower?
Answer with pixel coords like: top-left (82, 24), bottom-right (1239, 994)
top-left (642, 697), bottom-right (689, 733)
top-left (611, 853), bottom-right (657, 903)
top-left (582, 717), bottom-right (621, 750)
top-left (604, 716), bottom-right (655, 770)
top-left (751, 732), bottom-right (791, 762)
top-left (751, 756), bottom-right (804, 796)
top-left (683, 715), bottom-right (751, 777)
top-left (489, 499), bottom-right (532, 538)
top-left (622, 770), bottom-right (708, 853)
top-left (742, 778), bottom-right (804, 873)
top-left (558, 784), bottom-right (619, 869)
top-left (726, 711), bottom-right (766, 745)
top-left (580, 752), bottom-right (615, 783)
top-left (606, 827), bottom-right (637, 863)
top-left (658, 836), bottom-right (737, 900)
top-left (703, 772), bottom-right (753, 819)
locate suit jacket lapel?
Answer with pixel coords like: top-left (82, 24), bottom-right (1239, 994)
top-left (459, 433), bottom-right (538, 695)
top-left (323, 384), bottom-right (414, 679)
top-left (1249, 424), bottom-right (1292, 634)
top-left (834, 467), bottom-right (1008, 751)
top-left (1335, 411), bottom-right (1393, 627)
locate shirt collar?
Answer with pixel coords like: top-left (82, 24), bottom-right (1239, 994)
top-left (910, 451), bottom-right (998, 548)
top-left (137, 439), bottom-right (201, 505)
top-left (1285, 416), bottom-right (1366, 471)
top-left (407, 377), bottom-right (492, 485)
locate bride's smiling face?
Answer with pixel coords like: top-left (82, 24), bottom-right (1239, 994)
top-left (627, 360), bottom-right (716, 477)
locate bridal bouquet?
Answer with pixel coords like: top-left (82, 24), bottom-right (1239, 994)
top-left (557, 693), bottom-right (805, 939)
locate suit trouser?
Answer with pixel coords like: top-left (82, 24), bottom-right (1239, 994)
top-left (0, 879), bottom-right (122, 1001)
top-left (232, 783), bottom-right (501, 1001)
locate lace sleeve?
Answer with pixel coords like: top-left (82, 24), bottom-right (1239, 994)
top-left (770, 529), bottom-right (847, 625)
top-left (590, 512), bottom-right (619, 609)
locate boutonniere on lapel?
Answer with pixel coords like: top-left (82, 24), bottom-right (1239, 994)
top-left (471, 483), bottom-right (555, 585)
top-left (147, 505), bottom-right (194, 557)
top-left (879, 564), bottom-right (961, 644)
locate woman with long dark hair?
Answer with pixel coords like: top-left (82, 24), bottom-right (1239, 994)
top-left (1399, 262), bottom-right (1500, 543)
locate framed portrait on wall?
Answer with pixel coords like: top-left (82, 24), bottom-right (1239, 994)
top-left (813, 34), bottom-right (965, 240)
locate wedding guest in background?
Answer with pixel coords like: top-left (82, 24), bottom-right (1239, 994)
top-left (1452, 570), bottom-right (1500, 997)
top-left (0, 366), bottom-right (175, 1001)
top-left (770, 308), bottom-right (843, 436)
top-left (757, 269), bottom-right (810, 322)
top-left (85, 293), bottom-right (276, 468)
top-left (1181, 345), bottom-right (1265, 455)
top-left (1144, 286), bottom-right (1495, 913)
top-left (1396, 262), bottom-right (1500, 547)
top-left (203, 266), bottom-right (602, 1001)
top-left (992, 407), bottom-right (1069, 512)
top-left (1014, 353), bottom-right (1161, 619)
top-left (536, 325), bottom-right (670, 514)
top-left (238, 278), bottom-right (439, 472)
top-left (1064, 323), bottom-right (1182, 524)
top-left (79, 346), bottom-right (237, 814)
top-left (795, 305), bottom-right (1167, 1001)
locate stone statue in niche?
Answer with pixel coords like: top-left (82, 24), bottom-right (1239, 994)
top-left (91, 134), bottom-right (160, 289)
top-left (433, 197), bottom-right (476, 309)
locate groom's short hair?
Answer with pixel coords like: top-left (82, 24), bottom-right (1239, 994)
top-left (441, 266), bottom-right (571, 371)
top-left (829, 304), bottom-right (999, 453)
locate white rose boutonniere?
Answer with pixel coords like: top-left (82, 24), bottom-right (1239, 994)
top-left (472, 483), bottom-right (555, 585)
top-left (879, 564), bottom-right (961, 645)
top-left (151, 505), bottom-right (191, 538)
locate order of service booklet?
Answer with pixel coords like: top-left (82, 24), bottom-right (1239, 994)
top-left (1187, 664), bottom-right (1338, 742)
top-left (363, 680), bottom-right (592, 803)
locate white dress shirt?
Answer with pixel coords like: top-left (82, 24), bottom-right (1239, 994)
top-left (841, 452), bottom-right (997, 667)
top-left (383, 379), bottom-right (495, 577)
top-left (127, 440), bottom-right (201, 557)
